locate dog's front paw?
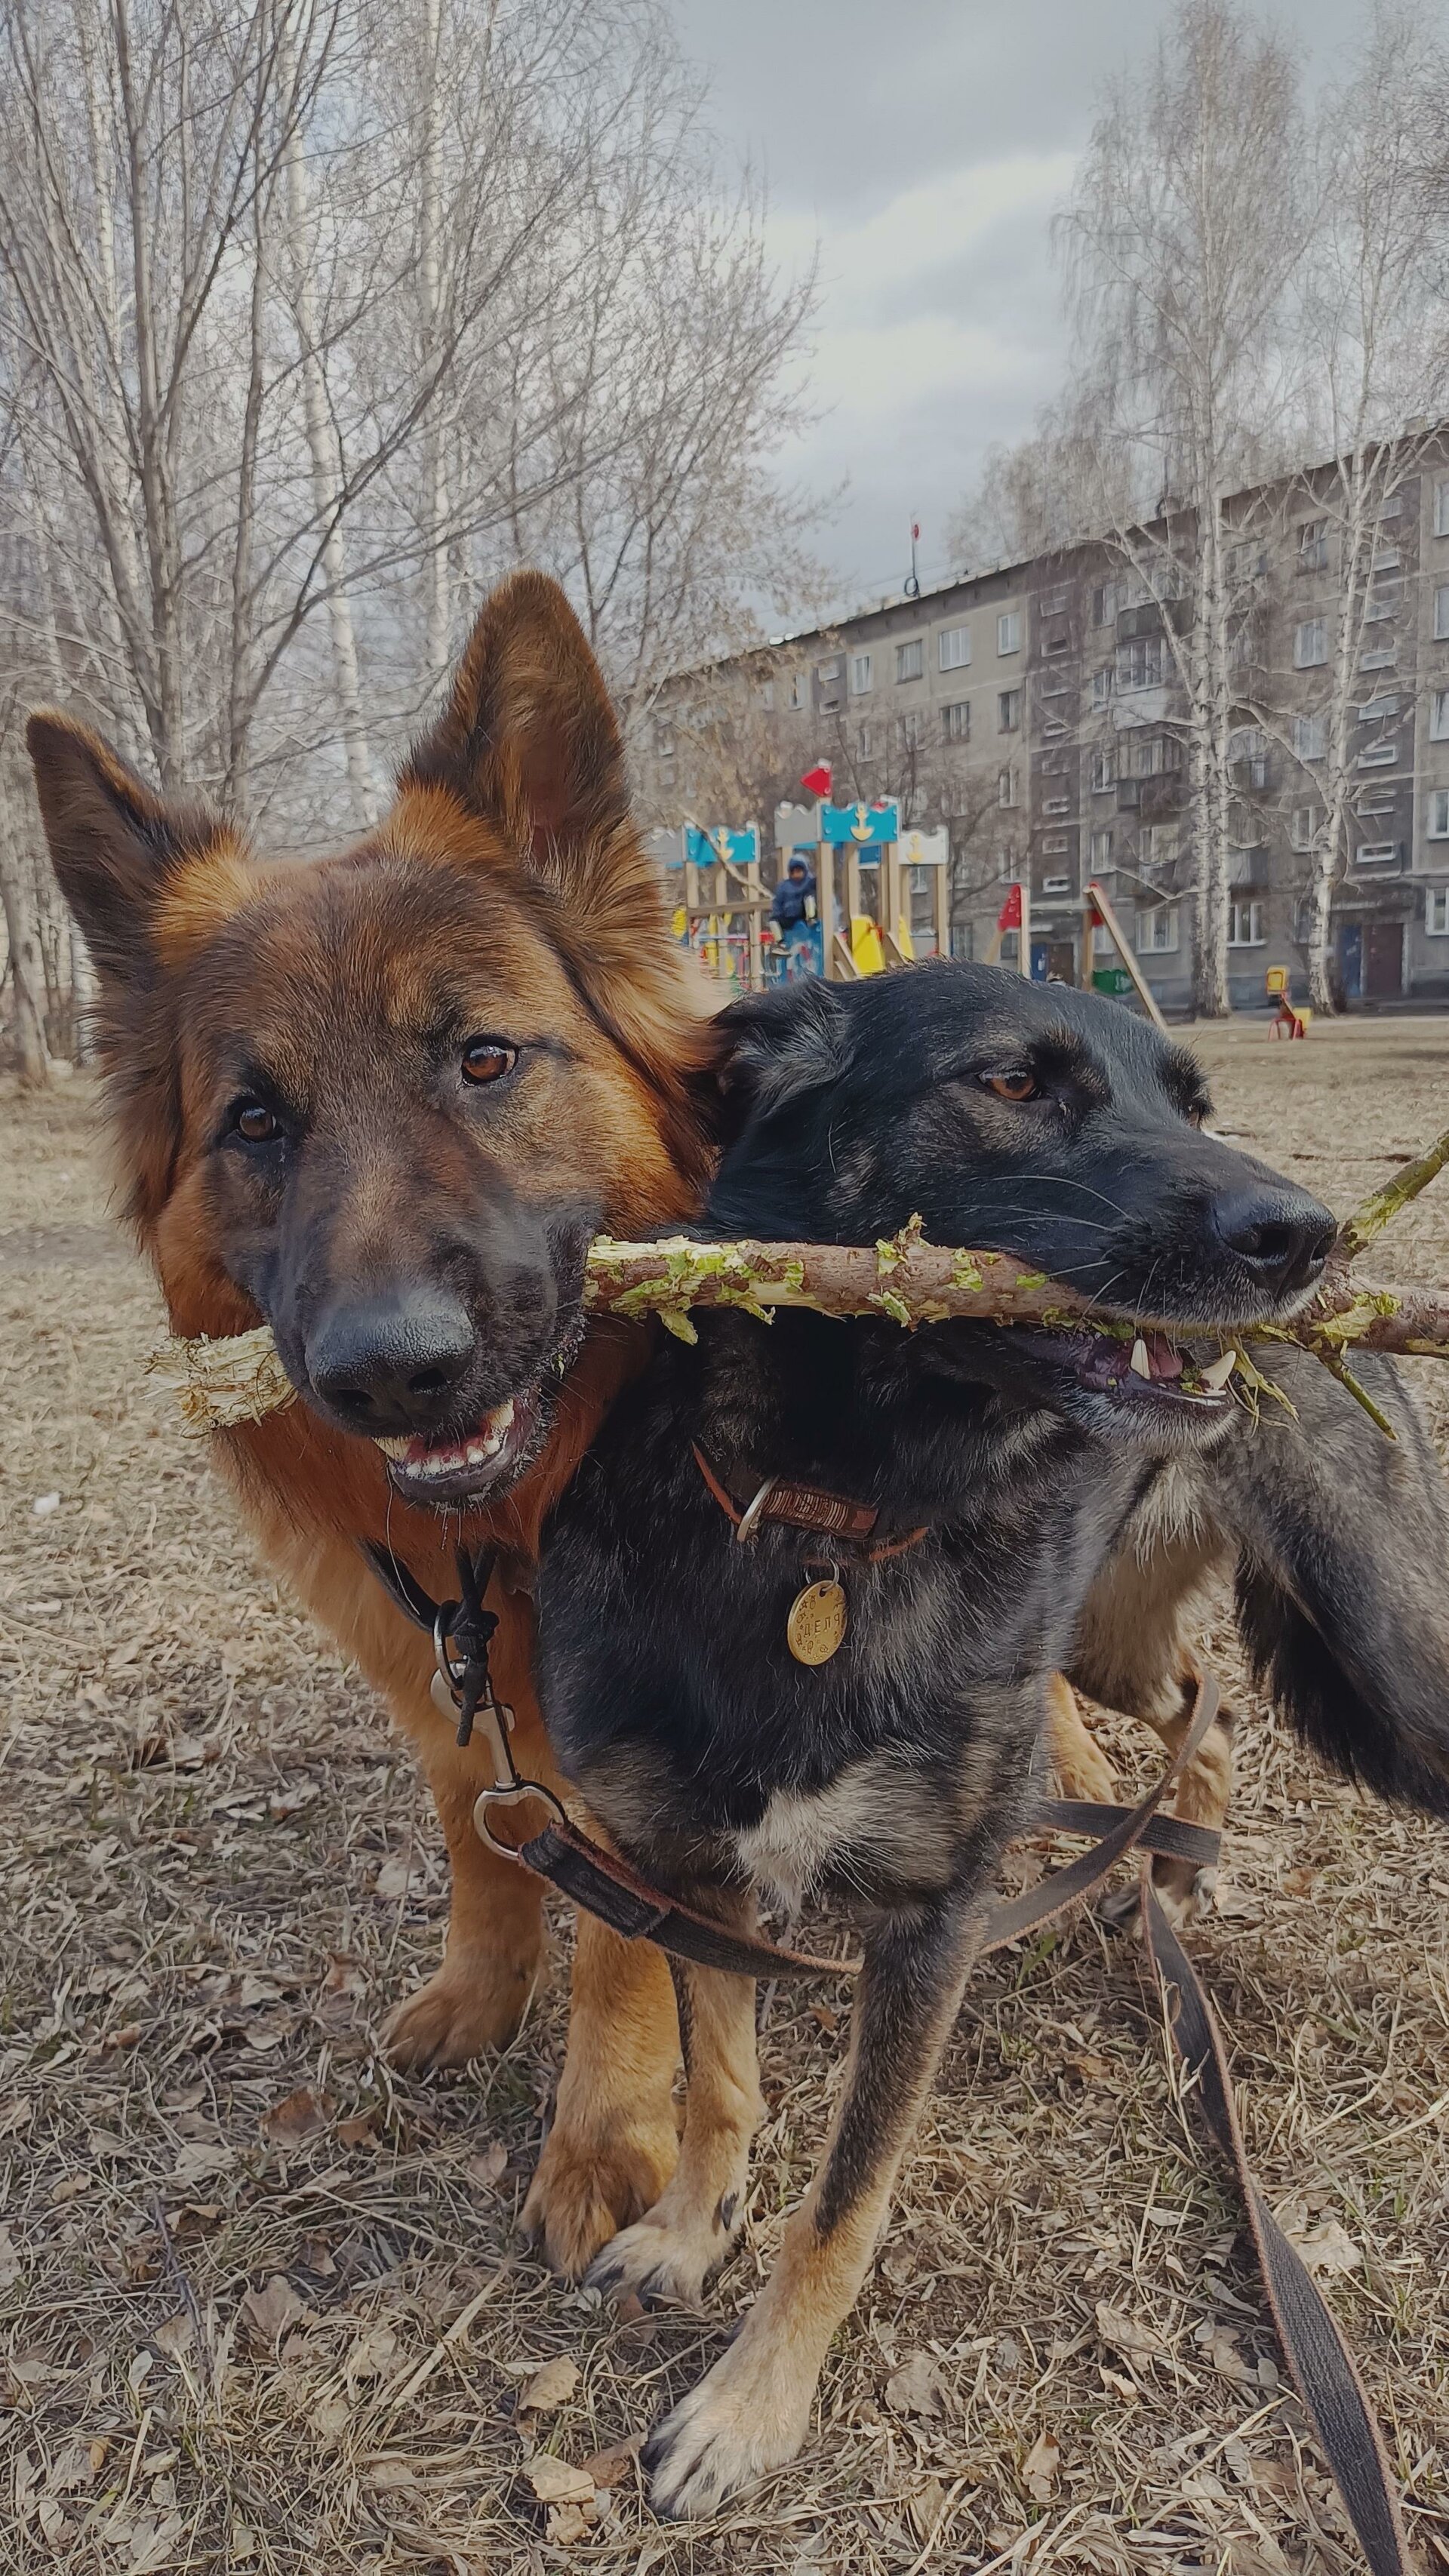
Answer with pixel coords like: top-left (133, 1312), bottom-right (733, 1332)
top-left (1149, 1859), bottom-right (1219, 1931)
top-left (586, 2190), bottom-right (742, 2310)
top-left (520, 2109), bottom-right (680, 2281)
top-left (641, 2327), bottom-right (814, 2518)
top-left (382, 1941), bottom-right (541, 2070)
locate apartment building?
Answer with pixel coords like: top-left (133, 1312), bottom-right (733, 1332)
top-left (640, 437), bottom-right (1449, 1011)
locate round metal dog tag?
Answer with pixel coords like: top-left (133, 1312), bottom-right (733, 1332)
top-left (787, 1579), bottom-right (848, 1665)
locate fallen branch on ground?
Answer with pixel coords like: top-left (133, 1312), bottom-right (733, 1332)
top-left (153, 1128), bottom-right (1449, 1439)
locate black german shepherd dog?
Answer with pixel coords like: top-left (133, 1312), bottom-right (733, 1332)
top-left (532, 962), bottom-right (1432, 2516)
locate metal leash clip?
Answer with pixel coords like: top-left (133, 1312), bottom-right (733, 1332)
top-left (359, 1538), bottom-right (565, 1861)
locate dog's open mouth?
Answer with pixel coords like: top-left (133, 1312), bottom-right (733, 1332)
top-left (373, 1383), bottom-right (546, 1507)
top-left (1011, 1325), bottom-right (1239, 1411)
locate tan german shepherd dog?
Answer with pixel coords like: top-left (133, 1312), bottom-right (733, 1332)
top-left (28, 574), bottom-right (721, 2276)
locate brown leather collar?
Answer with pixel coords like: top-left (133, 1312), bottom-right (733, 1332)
top-left (690, 1442), bottom-right (927, 1559)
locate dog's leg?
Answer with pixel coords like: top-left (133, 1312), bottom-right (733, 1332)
top-left (382, 1717), bottom-right (548, 2069)
top-left (1044, 1670), bottom-right (1119, 1804)
top-left (641, 1891), bottom-right (977, 2519)
top-left (520, 1921), bottom-right (683, 2279)
top-left (1135, 1670), bottom-right (1235, 1927)
top-left (586, 1950), bottom-right (763, 2307)
top-left (1070, 1488), bottom-right (1233, 1928)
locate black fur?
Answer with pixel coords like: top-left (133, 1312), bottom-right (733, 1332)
top-left (532, 963), bottom-right (1447, 2516)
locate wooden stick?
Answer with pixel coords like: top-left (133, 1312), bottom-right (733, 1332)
top-left (581, 1233), bottom-right (1449, 1359)
top-left (156, 1231), bottom-right (1449, 1436)
top-left (1337, 1121), bottom-right (1449, 1263)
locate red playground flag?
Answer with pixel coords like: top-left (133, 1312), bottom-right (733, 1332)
top-left (996, 883), bottom-right (1023, 931)
top-left (800, 762), bottom-right (832, 799)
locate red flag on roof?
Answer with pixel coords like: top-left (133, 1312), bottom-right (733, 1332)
top-left (996, 883), bottom-right (1023, 931)
top-left (800, 762), bottom-right (832, 799)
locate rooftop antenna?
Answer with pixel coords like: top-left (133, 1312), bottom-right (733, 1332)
top-left (904, 518), bottom-right (921, 599)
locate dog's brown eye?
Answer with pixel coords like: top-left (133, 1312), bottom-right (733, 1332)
top-left (462, 1039), bottom-right (518, 1087)
top-left (982, 1071), bottom-right (1039, 1103)
top-left (233, 1100), bottom-right (279, 1142)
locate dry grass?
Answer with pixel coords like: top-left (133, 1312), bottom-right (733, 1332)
top-left (3, 1016), bottom-right (1449, 2576)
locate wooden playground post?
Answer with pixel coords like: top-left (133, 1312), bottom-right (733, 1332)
top-left (745, 822), bottom-right (763, 988)
top-left (817, 836), bottom-right (838, 979)
top-left (1084, 879), bottom-right (1168, 1033)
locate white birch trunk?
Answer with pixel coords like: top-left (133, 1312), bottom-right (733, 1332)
top-left (282, 82), bottom-right (377, 829)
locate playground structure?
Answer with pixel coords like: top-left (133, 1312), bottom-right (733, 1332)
top-left (660, 802), bottom-right (950, 993)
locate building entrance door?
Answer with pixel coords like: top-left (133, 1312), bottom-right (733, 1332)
top-left (1363, 921), bottom-right (1404, 999)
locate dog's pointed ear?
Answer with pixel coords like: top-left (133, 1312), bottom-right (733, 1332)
top-left (400, 571), bottom-right (630, 903)
top-left (26, 712), bottom-right (233, 991)
top-left (717, 980), bottom-right (851, 1129)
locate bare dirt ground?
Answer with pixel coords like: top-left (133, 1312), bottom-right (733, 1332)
top-left (3, 1014), bottom-right (1448, 2576)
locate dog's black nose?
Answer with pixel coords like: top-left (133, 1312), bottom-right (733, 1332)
top-left (307, 1291), bottom-right (478, 1432)
top-left (1211, 1187), bottom-right (1336, 1297)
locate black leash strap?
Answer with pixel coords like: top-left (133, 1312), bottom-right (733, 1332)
top-left (1142, 1881), bottom-right (1410, 2576)
top-left (361, 1539), bottom-right (502, 1751)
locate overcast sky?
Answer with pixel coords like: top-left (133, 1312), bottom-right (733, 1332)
top-left (669, 0), bottom-right (1386, 612)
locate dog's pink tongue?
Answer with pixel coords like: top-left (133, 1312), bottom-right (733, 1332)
top-left (1146, 1334), bottom-right (1183, 1382)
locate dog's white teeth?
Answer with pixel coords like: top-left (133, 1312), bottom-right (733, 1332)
top-left (1128, 1337), bottom-right (1152, 1380)
top-left (1200, 1350), bottom-right (1238, 1393)
top-left (374, 1435), bottom-right (413, 1460)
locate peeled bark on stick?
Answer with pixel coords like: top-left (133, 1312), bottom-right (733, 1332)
top-left (156, 1239), bottom-right (1449, 1435)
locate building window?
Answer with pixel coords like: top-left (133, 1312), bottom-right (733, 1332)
top-left (1227, 900), bottom-right (1266, 946)
top-left (997, 766), bottom-right (1018, 808)
top-left (1372, 546), bottom-right (1401, 574)
top-left (1294, 711), bottom-right (1327, 762)
top-left (1140, 825), bottom-right (1174, 867)
top-left (1291, 805), bottom-right (1318, 851)
top-left (1042, 836), bottom-right (1070, 859)
top-left (1428, 789), bottom-right (1449, 839)
top-left (941, 700), bottom-right (971, 744)
top-left (1364, 585), bottom-right (1399, 622)
top-left (897, 712), bottom-right (922, 754)
top-left (849, 652), bottom-right (873, 695)
top-left (1428, 887), bottom-right (1449, 934)
top-left (1090, 827), bottom-right (1113, 869)
top-left (789, 671), bottom-right (807, 712)
top-left (1042, 624), bottom-right (1069, 655)
top-left (1116, 634), bottom-right (1166, 691)
top-left (1092, 667), bottom-right (1112, 709)
top-left (760, 680), bottom-right (774, 712)
top-left (1294, 618), bottom-right (1327, 669)
top-left (896, 639), bottom-right (924, 682)
top-left (996, 611), bottom-right (1021, 655)
top-left (1432, 691), bottom-right (1449, 741)
top-left (938, 625), bottom-right (971, 671)
top-left (1436, 586), bottom-right (1449, 642)
top-left (1358, 740), bottom-right (1398, 768)
top-left (1357, 842), bottom-right (1399, 866)
top-left (1132, 731), bottom-right (1183, 779)
top-left (1136, 904), bottom-right (1180, 954)
top-left (1042, 873), bottom-right (1072, 895)
top-left (1297, 519), bottom-right (1328, 573)
top-left (1091, 748), bottom-right (1115, 792)
top-left (817, 659), bottom-right (842, 710)
top-left (997, 688), bottom-right (1021, 733)
top-left (1359, 693), bottom-right (1400, 722)
top-left (1360, 643), bottom-right (1398, 671)
top-left (1436, 479), bottom-right (1449, 539)
top-left (856, 723), bottom-right (873, 762)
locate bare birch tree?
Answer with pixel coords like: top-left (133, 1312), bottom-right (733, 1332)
top-left (1054, 2), bottom-right (1312, 1014)
top-left (1284, 2), bottom-right (1449, 1009)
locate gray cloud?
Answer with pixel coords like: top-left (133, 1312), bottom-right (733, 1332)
top-left (669, 0), bottom-right (1385, 602)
